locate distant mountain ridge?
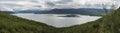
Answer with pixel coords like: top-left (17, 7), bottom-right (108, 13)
top-left (44, 8), bottom-right (111, 16)
top-left (2, 8), bottom-right (112, 16)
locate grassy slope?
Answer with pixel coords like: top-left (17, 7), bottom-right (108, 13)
top-left (0, 12), bottom-right (62, 33)
top-left (61, 8), bottom-right (120, 33)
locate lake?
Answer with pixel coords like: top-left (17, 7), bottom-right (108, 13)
top-left (13, 14), bottom-right (101, 28)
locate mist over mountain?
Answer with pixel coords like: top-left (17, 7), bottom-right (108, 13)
top-left (0, 0), bottom-right (119, 11)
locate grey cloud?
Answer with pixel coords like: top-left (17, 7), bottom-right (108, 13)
top-left (46, 2), bottom-right (56, 7)
top-left (45, 0), bottom-right (74, 9)
top-left (45, 0), bottom-right (73, 5)
top-left (0, 3), bottom-right (23, 6)
top-left (56, 0), bottom-right (73, 4)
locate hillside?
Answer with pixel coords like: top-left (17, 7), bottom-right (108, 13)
top-left (60, 7), bottom-right (120, 33)
top-left (0, 11), bottom-right (62, 33)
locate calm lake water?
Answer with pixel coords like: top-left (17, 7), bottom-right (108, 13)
top-left (13, 14), bottom-right (101, 28)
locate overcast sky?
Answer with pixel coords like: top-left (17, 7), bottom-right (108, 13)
top-left (0, 0), bottom-right (120, 11)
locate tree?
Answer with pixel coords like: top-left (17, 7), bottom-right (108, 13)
top-left (102, 4), bottom-right (108, 15)
top-left (110, 3), bottom-right (116, 11)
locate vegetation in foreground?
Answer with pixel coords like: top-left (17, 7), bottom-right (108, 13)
top-left (0, 7), bottom-right (120, 33)
top-left (0, 11), bottom-right (64, 33)
top-left (61, 7), bottom-right (120, 33)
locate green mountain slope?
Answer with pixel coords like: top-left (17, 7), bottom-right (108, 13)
top-left (0, 12), bottom-right (61, 33)
top-left (61, 8), bottom-right (120, 33)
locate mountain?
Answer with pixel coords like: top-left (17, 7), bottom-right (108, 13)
top-left (0, 11), bottom-right (62, 33)
top-left (14, 10), bottom-right (42, 13)
top-left (14, 8), bottom-right (111, 16)
top-left (45, 8), bottom-right (111, 16)
top-left (1, 11), bottom-right (15, 14)
top-left (60, 7), bottom-right (120, 33)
